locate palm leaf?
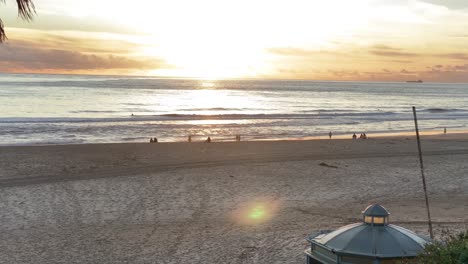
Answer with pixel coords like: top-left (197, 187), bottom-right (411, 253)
top-left (0, 18), bottom-right (6, 42)
top-left (0, 0), bottom-right (36, 42)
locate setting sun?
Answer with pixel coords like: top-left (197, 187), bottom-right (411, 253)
top-left (135, 0), bottom-right (373, 78)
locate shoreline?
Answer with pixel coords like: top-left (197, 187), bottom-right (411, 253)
top-left (1, 128), bottom-right (467, 147)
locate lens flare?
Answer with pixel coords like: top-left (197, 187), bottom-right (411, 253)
top-left (248, 205), bottom-right (266, 220)
top-left (231, 198), bottom-right (280, 225)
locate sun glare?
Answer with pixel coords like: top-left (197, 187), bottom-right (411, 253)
top-left (131, 0), bottom-right (372, 78)
top-left (231, 199), bottom-right (281, 225)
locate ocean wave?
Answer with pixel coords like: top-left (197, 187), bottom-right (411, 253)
top-left (176, 107), bottom-right (260, 111)
top-left (0, 111), bottom-right (402, 124)
top-left (425, 108), bottom-right (464, 113)
top-left (69, 110), bottom-right (119, 114)
top-left (121, 137), bottom-right (148, 141)
top-left (303, 109), bottom-right (360, 113)
top-left (3, 111), bottom-right (468, 126)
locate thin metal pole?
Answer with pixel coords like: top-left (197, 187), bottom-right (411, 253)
top-left (412, 106), bottom-right (434, 239)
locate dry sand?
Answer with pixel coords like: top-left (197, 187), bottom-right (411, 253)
top-left (0, 134), bottom-right (467, 263)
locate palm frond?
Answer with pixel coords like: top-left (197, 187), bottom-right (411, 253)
top-left (0, 0), bottom-right (35, 42)
top-left (0, 18), bottom-right (6, 42)
top-left (16, 0), bottom-right (36, 20)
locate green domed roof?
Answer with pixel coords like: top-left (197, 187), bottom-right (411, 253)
top-left (308, 223), bottom-right (428, 258)
top-left (306, 204), bottom-right (430, 261)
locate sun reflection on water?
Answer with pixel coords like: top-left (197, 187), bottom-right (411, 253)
top-left (186, 119), bottom-right (252, 125)
top-left (201, 81), bottom-right (215, 88)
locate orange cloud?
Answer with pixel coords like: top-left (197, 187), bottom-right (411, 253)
top-left (325, 64), bottom-right (468, 82)
top-left (369, 45), bottom-right (420, 58)
top-left (263, 43), bottom-right (468, 82)
top-left (0, 37), bottom-right (169, 74)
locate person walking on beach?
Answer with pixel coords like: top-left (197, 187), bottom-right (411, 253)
top-left (205, 137), bottom-right (211, 143)
top-left (154, 137), bottom-right (158, 143)
top-left (329, 131), bottom-right (332, 139)
top-left (444, 127), bottom-right (447, 134)
top-left (188, 135), bottom-right (192, 142)
top-left (352, 133), bottom-right (357, 140)
top-left (150, 138), bottom-right (153, 143)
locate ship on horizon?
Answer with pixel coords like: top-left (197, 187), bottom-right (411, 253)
top-left (406, 80), bottom-right (423, 83)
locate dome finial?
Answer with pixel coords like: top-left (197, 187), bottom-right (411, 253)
top-left (362, 204), bottom-right (390, 225)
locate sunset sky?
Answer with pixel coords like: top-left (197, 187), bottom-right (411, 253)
top-left (1, 0), bottom-right (468, 81)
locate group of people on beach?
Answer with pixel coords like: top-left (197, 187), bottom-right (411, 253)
top-left (149, 135), bottom-right (242, 143)
top-left (329, 131), bottom-right (368, 140)
top-left (352, 133), bottom-right (367, 139)
top-left (150, 128), bottom-right (449, 143)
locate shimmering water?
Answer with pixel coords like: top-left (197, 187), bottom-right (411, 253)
top-left (1, 73), bottom-right (467, 145)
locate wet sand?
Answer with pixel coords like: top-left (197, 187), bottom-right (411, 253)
top-left (0, 134), bottom-right (467, 263)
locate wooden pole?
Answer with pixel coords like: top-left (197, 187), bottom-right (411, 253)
top-left (412, 106), bottom-right (434, 239)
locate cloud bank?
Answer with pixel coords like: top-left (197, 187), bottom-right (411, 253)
top-left (0, 35), bottom-right (168, 74)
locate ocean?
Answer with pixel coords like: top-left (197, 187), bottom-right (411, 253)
top-left (1, 73), bottom-right (467, 145)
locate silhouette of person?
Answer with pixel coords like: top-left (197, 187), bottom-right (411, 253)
top-left (329, 131), bottom-right (332, 139)
top-left (154, 137), bottom-right (158, 143)
top-left (363, 133), bottom-right (367, 139)
top-left (188, 135), bottom-right (192, 142)
top-left (206, 137), bottom-right (211, 143)
top-left (444, 127), bottom-right (447, 134)
top-left (150, 138), bottom-right (153, 143)
top-left (352, 133), bottom-right (357, 140)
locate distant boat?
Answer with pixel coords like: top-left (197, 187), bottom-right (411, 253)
top-left (406, 80), bottom-right (423, 83)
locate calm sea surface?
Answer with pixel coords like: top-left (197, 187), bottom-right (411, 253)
top-left (1, 73), bottom-right (468, 145)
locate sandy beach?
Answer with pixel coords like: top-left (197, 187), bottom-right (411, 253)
top-left (0, 134), bottom-right (467, 263)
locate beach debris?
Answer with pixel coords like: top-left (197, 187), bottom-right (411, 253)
top-left (319, 162), bottom-right (338, 168)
